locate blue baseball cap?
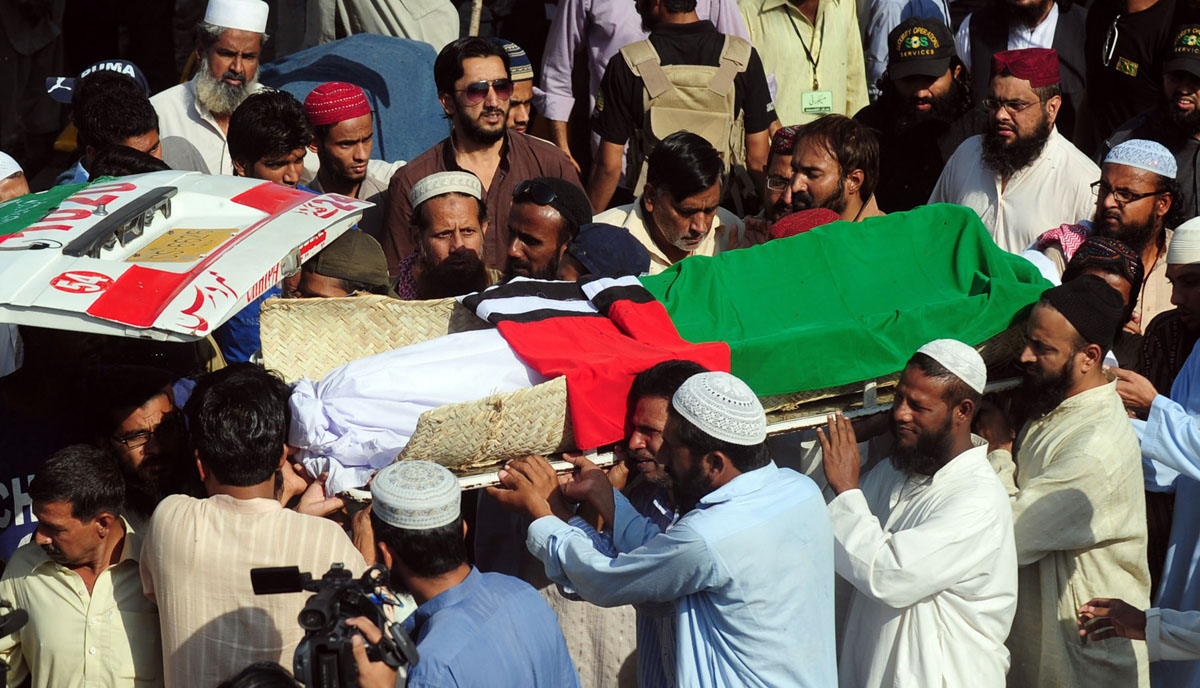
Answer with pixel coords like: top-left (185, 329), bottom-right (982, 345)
top-left (46, 59), bottom-right (150, 104)
top-left (566, 223), bottom-right (651, 277)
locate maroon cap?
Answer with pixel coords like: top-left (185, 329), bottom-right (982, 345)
top-left (770, 209), bottom-right (841, 240)
top-left (991, 48), bottom-right (1060, 88)
top-left (770, 125), bottom-right (803, 156)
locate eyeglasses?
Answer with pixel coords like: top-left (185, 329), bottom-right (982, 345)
top-left (513, 179), bottom-right (557, 205)
top-left (1091, 180), bottom-right (1159, 205)
top-left (1103, 14), bottom-right (1122, 67)
top-left (456, 78), bottom-right (514, 105)
top-left (111, 411), bottom-right (181, 449)
top-left (982, 98), bottom-right (1041, 115)
top-left (766, 175), bottom-right (791, 191)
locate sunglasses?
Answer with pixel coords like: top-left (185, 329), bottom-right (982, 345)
top-left (456, 78), bottom-right (514, 105)
top-left (513, 179), bottom-right (557, 205)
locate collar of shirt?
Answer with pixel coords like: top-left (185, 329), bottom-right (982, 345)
top-left (928, 435), bottom-right (990, 484)
top-left (1009, 2), bottom-right (1058, 46)
top-left (440, 130), bottom-right (513, 177)
top-left (1038, 378), bottom-right (1120, 422)
top-left (205, 493), bottom-right (285, 514)
top-left (699, 460), bottom-right (780, 507)
top-left (406, 566), bottom-right (482, 636)
top-left (30, 515), bottom-right (143, 576)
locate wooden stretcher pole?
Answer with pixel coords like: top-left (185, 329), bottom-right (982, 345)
top-left (454, 377), bottom-right (1023, 490)
top-left (468, 0), bottom-right (484, 36)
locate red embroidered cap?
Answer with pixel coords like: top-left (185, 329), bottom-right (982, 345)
top-left (990, 48), bottom-right (1060, 88)
top-left (304, 82), bottom-right (372, 127)
top-left (769, 208), bottom-right (841, 240)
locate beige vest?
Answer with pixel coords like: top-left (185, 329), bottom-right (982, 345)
top-left (619, 35), bottom-right (752, 198)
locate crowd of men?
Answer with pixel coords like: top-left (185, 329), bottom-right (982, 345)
top-left (11, 0), bottom-right (1200, 685)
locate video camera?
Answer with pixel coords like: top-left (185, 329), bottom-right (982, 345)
top-left (251, 563), bottom-right (418, 688)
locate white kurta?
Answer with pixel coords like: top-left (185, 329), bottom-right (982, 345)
top-left (991, 380), bottom-right (1151, 687)
top-left (928, 127), bottom-right (1098, 254)
top-left (150, 79), bottom-right (264, 176)
top-left (830, 439), bottom-right (1018, 687)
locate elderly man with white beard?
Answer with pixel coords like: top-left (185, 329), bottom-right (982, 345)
top-left (151, 0), bottom-right (268, 175)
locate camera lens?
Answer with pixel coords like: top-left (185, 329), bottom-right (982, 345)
top-left (298, 608), bottom-right (327, 631)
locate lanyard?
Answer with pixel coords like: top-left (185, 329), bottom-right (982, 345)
top-left (785, 5), bottom-right (825, 89)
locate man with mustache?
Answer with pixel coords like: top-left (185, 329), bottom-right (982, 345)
top-left (595, 132), bottom-right (744, 275)
top-left (819, 339), bottom-right (1017, 687)
top-left (989, 276), bottom-right (1152, 687)
top-left (0, 445), bottom-right (162, 687)
top-left (854, 17), bottom-right (982, 213)
top-left (756, 125), bottom-right (802, 225)
top-left (954, 0), bottom-right (1086, 140)
top-left (383, 37), bottom-right (581, 275)
top-left (1030, 139), bottom-right (1182, 330)
top-left (491, 38), bottom-right (536, 136)
top-left (151, 0), bottom-right (268, 175)
top-left (504, 177), bottom-right (593, 280)
top-left (786, 114), bottom-right (884, 222)
top-left (1104, 24), bottom-right (1200, 220)
top-left (930, 48), bottom-right (1099, 253)
top-left (392, 171), bottom-right (499, 299)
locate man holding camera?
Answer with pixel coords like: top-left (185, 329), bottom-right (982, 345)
top-left (349, 460), bottom-right (579, 688)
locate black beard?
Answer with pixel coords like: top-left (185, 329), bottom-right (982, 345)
top-left (387, 564), bottom-right (413, 598)
top-left (1002, 0), bottom-right (1054, 29)
top-left (1091, 207), bottom-right (1158, 255)
top-left (890, 413), bottom-right (955, 477)
top-left (1020, 356), bottom-right (1076, 418)
top-left (792, 179), bottom-right (848, 215)
top-left (457, 109), bottom-right (507, 145)
top-left (668, 458), bottom-right (714, 514)
top-left (1165, 100), bottom-right (1200, 137)
top-left (415, 247), bottom-right (490, 298)
top-left (982, 115), bottom-right (1052, 177)
top-left (885, 78), bottom-right (966, 131)
top-left (504, 253), bottom-right (560, 281)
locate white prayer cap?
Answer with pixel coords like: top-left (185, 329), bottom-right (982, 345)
top-left (672, 372), bottom-right (766, 446)
top-left (0, 152), bottom-right (21, 180)
top-left (916, 339), bottom-right (987, 395)
top-left (410, 171), bottom-right (483, 208)
top-left (370, 460), bottom-right (460, 530)
top-left (1168, 216), bottom-right (1200, 265)
top-left (203, 0), bottom-right (269, 34)
top-left (1104, 139), bottom-right (1178, 180)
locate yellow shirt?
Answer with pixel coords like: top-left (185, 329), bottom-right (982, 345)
top-left (991, 380), bottom-right (1151, 687)
top-left (738, 0), bottom-right (868, 124)
top-left (594, 197), bottom-right (744, 275)
top-left (0, 521), bottom-right (162, 688)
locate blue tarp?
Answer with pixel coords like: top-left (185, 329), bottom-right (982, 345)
top-left (259, 34), bottom-right (448, 163)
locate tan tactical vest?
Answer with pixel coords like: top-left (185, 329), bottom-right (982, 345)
top-left (619, 34), bottom-right (753, 198)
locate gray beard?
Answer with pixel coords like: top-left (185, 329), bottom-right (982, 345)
top-left (195, 59), bottom-right (256, 116)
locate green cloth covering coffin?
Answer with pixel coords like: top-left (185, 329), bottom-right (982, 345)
top-left (641, 204), bottom-right (1052, 396)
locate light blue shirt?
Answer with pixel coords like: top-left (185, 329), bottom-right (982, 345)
top-left (527, 461), bottom-right (837, 687)
top-left (860, 0), bottom-right (951, 100)
top-left (1135, 338), bottom-right (1200, 686)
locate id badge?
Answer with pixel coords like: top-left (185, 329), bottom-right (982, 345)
top-left (801, 90), bottom-right (834, 114)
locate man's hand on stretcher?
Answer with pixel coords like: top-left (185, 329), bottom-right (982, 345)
top-left (487, 454), bottom-right (617, 527)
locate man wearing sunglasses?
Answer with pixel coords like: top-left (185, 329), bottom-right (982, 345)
top-left (383, 37), bottom-right (581, 277)
top-left (931, 48), bottom-right (1099, 254)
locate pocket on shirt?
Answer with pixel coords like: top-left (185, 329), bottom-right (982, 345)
top-left (117, 611), bottom-right (162, 683)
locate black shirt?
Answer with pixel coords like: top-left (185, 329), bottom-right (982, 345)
top-left (1084, 0), bottom-right (1177, 147)
top-left (593, 20), bottom-right (774, 146)
top-left (854, 101), bottom-right (985, 213)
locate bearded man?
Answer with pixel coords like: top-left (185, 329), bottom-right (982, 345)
top-left (392, 171), bottom-right (499, 300)
top-left (1105, 24), bottom-right (1200, 220)
top-left (151, 0), bottom-right (268, 175)
top-left (1030, 139), bottom-right (1183, 330)
top-left (819, 339), bottom-right (1017, 688)
top-left (989, 276), bottom-right (1152, 687)
top-left (504, 177), bottom-right (593, 280)
top-left (854, 17), bottom-right (982, 213)
top-left (930, 48), bottom-right (1099, 253)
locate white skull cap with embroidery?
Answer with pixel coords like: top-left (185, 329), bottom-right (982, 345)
top-left (672, 371), bottom-right (766, 446)
top-left (1168, 216), bottom-right (1200, 265)
top-left (0, 152), bottom-right (21, 180)
top-left (916, 339), bottom-right (987, 395)
top-left (203, 0), bottom-right (270, 33)
top-left (1104, 139), bottom-right (1178, 179)
top-left (370, 460), bottom-right (460, 530)
top-left (410, 171), bottom-right (484, 208)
